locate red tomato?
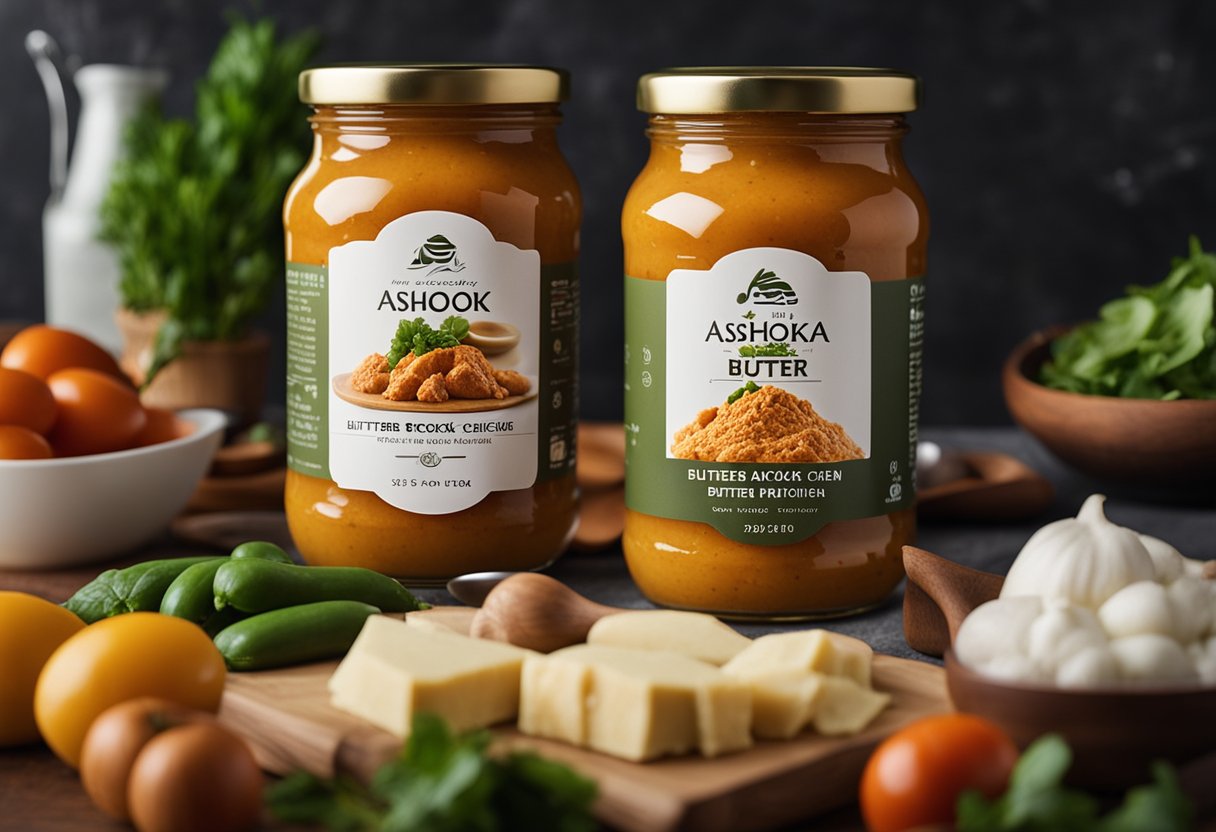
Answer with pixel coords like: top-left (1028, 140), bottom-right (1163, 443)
top-left (46, 369), bottom-right (147, 457)
top-left (133, 407), bottom-right (184, 447)
top-left (0, 425), bottom-right (53, 459)
top-left (0, 325), bottom-right (126, 382)
top-left (0, 367), bottom-right (57, 435)
top-left (860, 714), bottom-right (1019, 832)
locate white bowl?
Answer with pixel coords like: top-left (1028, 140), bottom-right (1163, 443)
top-left (0, 408), bottom-right (226, 569)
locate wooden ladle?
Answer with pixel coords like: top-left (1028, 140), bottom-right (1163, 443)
top-left (469, 573), bottom-right (623, 653)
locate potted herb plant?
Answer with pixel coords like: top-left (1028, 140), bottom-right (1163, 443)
top-left (101, 17), bottom-right (318, 423)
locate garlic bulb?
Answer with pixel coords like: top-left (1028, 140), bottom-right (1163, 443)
top-left (1193, 637), bottom-right (1216, 685)
top-left (1139, 534), bottom-right (1185, 584)
top-left (954, 596), bottom-right (1042, 669)
top-left (1026, 599), bottom-right (1107, 675)
top-left (1001, 494), bottom-right (1155, 610)
top-left (1166, 576), bottom-right (1213, 644)
top-left (1098, 581), bottom-right (1175, 641)
top-left (1055, 645), bottom-right (1119, 688)
top-left (1109, 634), bottom-right (1198, 685)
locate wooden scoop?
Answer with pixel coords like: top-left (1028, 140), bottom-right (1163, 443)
top-left (469, 573), bottom-right (623, 653)
top-left (902, 545), bottom-right (1004, 658)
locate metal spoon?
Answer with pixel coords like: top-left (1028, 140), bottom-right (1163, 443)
top-left (446, 571), bottom-right (517, 607)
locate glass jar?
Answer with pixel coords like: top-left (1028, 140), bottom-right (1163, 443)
top-left (622, 68), bottom-right (927, 619)
top-left (284, 65), bottom-right (581, 582)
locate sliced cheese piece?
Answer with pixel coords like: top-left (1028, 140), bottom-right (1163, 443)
top-left (328, 615), bottom-right (533, 738)
top-left (722, 630), bottom-right (873, 687)
top-left (519, 644), bottom-right (752, 761)
top-left (586, 610), bottom-right (752, 666)
top-left (811, 676), bottom-right (890, 736)
top-left (744, 672), bottom-right (826, 740)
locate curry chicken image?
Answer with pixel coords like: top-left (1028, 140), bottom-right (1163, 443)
top-left (351, 345), bottom-right (530, 404)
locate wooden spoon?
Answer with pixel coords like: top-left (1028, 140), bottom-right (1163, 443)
top-left (902, 545), bottom-right (1004, 658)
top-left (469, 573), bottom-right (622, 652)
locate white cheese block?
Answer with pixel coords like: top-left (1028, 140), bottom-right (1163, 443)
top-left (732, 671), bottom-right (890, 739)
top-left (519, 644), bottom-right (752, 761)
top-left (328, 615), bottom-right (533, 738)
top-left (811, 677), bottom-right (891, 736)
top-left (742, 672), bottom-right (826, 740)
top-left (586, 610), bottom-right (752, 666)
top-left (722, 630), bottom-right (874, 687)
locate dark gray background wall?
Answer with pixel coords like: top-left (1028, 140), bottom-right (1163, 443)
top-left (2, 0), bottom-right (1214, 424)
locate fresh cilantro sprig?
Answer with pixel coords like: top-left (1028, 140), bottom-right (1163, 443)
top-left (267, 714), bottom-right (597, 832)
top-left (739, 343), bottom-right (797, 357)
top-left (1041, 237), bottom-right (1216, 400)
top-left (957, 735), bottom-right (1193, 832)
top-left (386, 316), bottom-right (471, 368)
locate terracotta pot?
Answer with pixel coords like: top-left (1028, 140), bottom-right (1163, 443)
top-left (116, 308), bottom-right (269, 425)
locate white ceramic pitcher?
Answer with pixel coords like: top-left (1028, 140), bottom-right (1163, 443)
top-left (27, 31), bottom-right (167, 354)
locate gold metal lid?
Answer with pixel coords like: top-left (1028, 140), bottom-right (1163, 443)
top-left (299, 64), bottom-right (569, 105)
top-left (637, 67), bottom-right (919, 114)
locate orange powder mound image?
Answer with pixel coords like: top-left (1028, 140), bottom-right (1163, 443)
top-left (670, 385), bottom-right (864, 463)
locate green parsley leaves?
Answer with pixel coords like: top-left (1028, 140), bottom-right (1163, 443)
top-left (267, 714), bottom-right (597, 832)
top-left (1042, 237), bottom-right (1216, 399)
top-left (957, 735), bottom-right (1193, 832)
top-left (726, 380), bottom-right (762, 404)
top-left (386, 316), bottom-right (471, 369)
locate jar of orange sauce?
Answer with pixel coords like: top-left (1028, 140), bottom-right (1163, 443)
top-left (622, 68), bottom-right (927, 619)
top-left (284, 66), bottom-right (581, 582)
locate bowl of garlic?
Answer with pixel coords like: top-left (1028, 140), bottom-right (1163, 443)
top-left (904, 494), bottom-right (1216, 789)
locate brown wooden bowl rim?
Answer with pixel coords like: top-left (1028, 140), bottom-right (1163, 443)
top-left (1004, 325), bottom-right (1216, 411)
top-left (945, 648), bottom-right (1216, 699)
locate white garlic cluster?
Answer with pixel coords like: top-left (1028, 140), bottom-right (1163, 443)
top-left (955, 495), bottom-right (1216, 688)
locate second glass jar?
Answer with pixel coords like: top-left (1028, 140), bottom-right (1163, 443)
top-left (622, 68), bottom-right (929, 619)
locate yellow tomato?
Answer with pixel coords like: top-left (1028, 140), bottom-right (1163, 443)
top-left (34, 613), bottom-right (225, 767)
top-left (0, 592), bottom-right (85, 746)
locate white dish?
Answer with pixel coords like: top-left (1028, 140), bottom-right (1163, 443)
top-left (0, 408), bottom-right (226, 569)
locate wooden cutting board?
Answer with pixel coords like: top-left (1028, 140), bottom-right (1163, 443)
top-left (220, 629), bottom-right (949, 832)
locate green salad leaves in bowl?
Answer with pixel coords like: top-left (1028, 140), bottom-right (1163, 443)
top-left (1003, 239), bottom-right (1216, 488)
top-left (1041, 238), bottom-right (1216, 400)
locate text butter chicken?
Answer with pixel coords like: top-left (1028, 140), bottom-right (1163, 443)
top-left (284, 66), bottom-right (580, 580)
top-left (622, 69), bottom-right (928, 618)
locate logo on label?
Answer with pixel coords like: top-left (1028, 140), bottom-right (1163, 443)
top-left (409, 235), bottom-right (466, 275)
top-left (736, 268), bottom-right (798, 306)
top-left (419, 452), bottom-right (442, 468)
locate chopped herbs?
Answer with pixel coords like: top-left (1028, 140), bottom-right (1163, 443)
top-left (267, 714), bottom-right (596, 832)
top-left (726, 380), bottom-right (762, 404)
top-left (738, 343), bottom-right (797, 357)
top-left (956, 735), bottom-right (1193, 832)
top-left (386, 316), bottom-right (471, 369)
top-left (1041, 237), bottom-right (1216, 400)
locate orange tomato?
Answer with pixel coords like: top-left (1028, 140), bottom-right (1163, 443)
top-left (860, 714), bottom-right (1019, 832)
top-left (0, 425), bottom-right (53, 459)
top-left (0, 367), bottom-right (57, 434)
top-left (0, 592), bottom-right (85, 746)
top-left (133, 407), bottom-right (183, 447)
top-left (34, 612), bottom-right (225, 768)
top-left (47, 368), bottom-right (147, 456)
top-left (0, 324), bottom-right (126, 382)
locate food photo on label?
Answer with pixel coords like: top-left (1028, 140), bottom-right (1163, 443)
top-left (4, 4), bottom-right (1216, 831)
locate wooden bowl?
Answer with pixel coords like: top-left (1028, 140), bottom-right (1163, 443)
top-left (1002, 326), bottom-right (1216, 487)
top-left (903, 546), bottom-right (1216, 794)
top-left (945, 651), bottom-right (1216, 791)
